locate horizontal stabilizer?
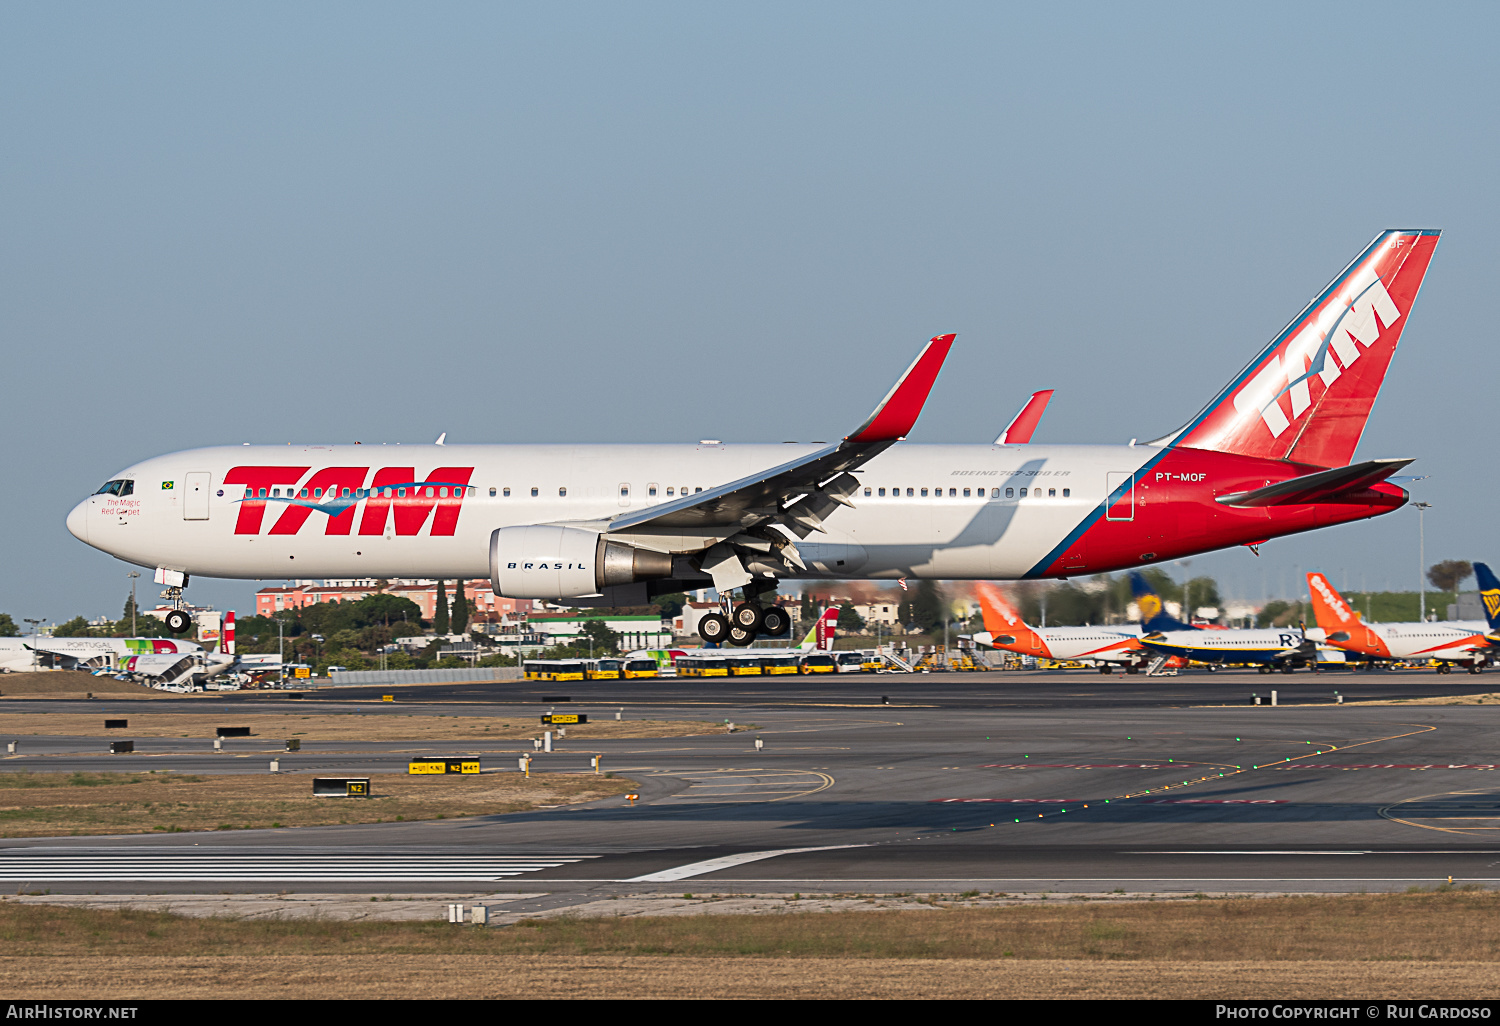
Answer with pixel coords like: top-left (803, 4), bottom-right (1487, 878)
top-left (1215, 458), bottom-right (1414, 508)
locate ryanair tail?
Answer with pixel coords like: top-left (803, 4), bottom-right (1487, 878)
top-left (1129, 572), bottom-right (1195, 632)
top-left (797, 607), bottom-right (840, 651)
top-left (1166, 230), bottom-right (1440, 469)
top-left (1474, 563), bottom-right (1500, 633)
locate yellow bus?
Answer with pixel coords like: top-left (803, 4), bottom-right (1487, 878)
top-left (676, 655), bottom-right (732, 677)
top-left (800, 653), bottom-right (837, 674)
top-left (522, 659), bottom-right (586, 681)
top-left (759, 653), bottom-right (801, 675)
top-left (728, 654), bottom-right (765, 676)
top-left (584, 658), bottom-right (624, 680)
top-left (621, 657), bottom-right (660, 679)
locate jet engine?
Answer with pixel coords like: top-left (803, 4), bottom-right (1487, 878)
top-left (489, 526), bottom-right (674, 600)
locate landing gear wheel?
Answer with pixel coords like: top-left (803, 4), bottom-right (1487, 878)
top-left (727, 625), bottom-right (756, 647)
top-left (1281, 664), bottom-right (1295, 674)
top-left (164, 610), bottom-right (191, 634)
top-left (698, 613), bottom-right (730, 645)
top-left (733, 603), bottom-right (765, 632)
top-left (1258, 665), bottom-right (1272, 675)
top-left (1437, 663), bottom-right (1452, 675)
top-left (759, 606), bottom-right (790, 637)
top-left (1099, 665), bottom-right (1112, 675)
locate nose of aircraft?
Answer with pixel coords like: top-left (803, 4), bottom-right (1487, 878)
top-left (66, 499), bottom-right (89, 544)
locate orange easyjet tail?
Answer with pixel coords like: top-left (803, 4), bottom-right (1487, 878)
top-left (974, 582), bottom-right (1048, 655)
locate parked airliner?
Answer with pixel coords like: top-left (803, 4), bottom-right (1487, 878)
top-left (970, 582), bottom-right (1146, 672)
top-left (67, 230), bottom-right (1439, 645)
top-left (1307, 568), bottom-right (1497, 673)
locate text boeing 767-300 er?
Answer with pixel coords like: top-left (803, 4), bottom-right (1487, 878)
top-left (68, 230), bottom-right (1439, 645)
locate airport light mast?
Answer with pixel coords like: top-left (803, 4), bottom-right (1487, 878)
top-left (126, 571), bottom-right (139, 636)
top-left (23, 619), bottom-right (44, 671)
top-left (1411, 501), bottom-right (1433, 621)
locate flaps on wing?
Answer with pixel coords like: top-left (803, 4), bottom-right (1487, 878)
top-left (604, 335), bottom-right (955, 542)
top-left (1215, 458), bottom-right (1414, 508)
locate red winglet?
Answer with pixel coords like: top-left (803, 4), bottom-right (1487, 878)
top-left (845, 334), bottom-right (955, 443)
top-left (997, 389), bottom-right (1054, 444)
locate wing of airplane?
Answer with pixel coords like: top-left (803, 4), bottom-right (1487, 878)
top-left (607, 334), bottom-right (954, 537)
top-left (560, 334), bottom-right (956, 593)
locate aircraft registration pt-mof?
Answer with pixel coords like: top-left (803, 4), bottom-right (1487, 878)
top-left (68, 230), bottom-right (1439, 646)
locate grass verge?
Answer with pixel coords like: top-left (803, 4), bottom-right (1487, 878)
top-left (2, 892), bottom-right (1499, 960)
top-left (0, 771), bottom-right (632, 836)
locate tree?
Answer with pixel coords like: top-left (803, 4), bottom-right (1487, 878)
top-left (121, 594), bottom-right (141, 633)
top-left (451, 580), bottom-right (469, 634)
top-left (910, 580), bottom-right (945, 633)
top-left (52, 616), bottom-right (93, 638)
top-left (434, 580), bottom-right (449, 635)
top-left (578, 619), bottom-right (620, 654)
top-left (653, 593), bottom-right (688, 619)
top-left (0, 614), bottom-right (18, 637)
top-left (837, 605), bottom-right (866, 633)
top-left (1428, 560), bottom-right (1473, 593)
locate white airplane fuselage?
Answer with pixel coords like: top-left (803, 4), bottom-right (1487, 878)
top-left (972, 626), bottom-right (1145, 665)
top-left (0, 636), bottom-right (209, 674)
top-left (65, 441), bottom-right (1399, 588)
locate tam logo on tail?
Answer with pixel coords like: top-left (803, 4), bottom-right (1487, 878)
top-left (1173, 230), bottom-right (1440, 468)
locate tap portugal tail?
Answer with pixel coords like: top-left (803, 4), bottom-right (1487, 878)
top-left (797, 607), bottom-right (840, 651)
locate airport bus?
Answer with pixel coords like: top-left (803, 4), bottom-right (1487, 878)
top-left (584, 658), bottom-right (623, 680)
top-left (676, 654), bottom-right (732, 677)
top-left (799, 653), bottom-right (836, 674)
top-left (835, 652), bottom-right (871, 673)
top-left (621, 657), bottom-right (660, 679)
top-left (523, 659), bottom-right (586, 681)
top-left (759, 652), bottom-right (801, 676)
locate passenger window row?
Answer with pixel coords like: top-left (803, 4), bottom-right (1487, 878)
top-left (860, 485), bottom-right (1071, 499)
top-left (244, 486), bottom-right (476, 500)
top-left (484, 485), bottom-right (705, 498)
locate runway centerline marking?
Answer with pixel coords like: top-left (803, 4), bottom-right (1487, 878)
top-left (621, 845), bottom-right (873, 883)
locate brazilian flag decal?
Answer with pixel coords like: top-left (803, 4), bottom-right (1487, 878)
top-left (161, 481), bottom-right (174, 490)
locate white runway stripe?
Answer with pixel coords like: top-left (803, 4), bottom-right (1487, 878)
top-left (623, 845), bottom-right (871, 882)
top-left (0, 852), bottom-right (599, 881)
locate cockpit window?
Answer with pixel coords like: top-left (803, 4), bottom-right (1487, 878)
top-left (95, 480), bottom-right (133, 497)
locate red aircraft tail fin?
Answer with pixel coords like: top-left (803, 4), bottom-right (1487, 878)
top-left (1169, 230), bottom-right (1440, 468)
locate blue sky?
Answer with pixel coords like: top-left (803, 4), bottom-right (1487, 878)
top-left (3, 2), bottom-right (1496, 622)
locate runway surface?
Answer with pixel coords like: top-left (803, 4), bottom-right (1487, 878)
top-left (3, 668), bottom-right (1499, 895)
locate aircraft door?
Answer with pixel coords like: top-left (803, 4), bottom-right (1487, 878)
top-left (184, 472), bottom-right (211, 520)
top-left (1105, 472), bottom-right (1135, 521)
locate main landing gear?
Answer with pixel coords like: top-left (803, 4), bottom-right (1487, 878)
top-left (699, 601), bottom-right (792, 647)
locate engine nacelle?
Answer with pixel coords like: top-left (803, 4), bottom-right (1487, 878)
top-left (489, 526), bottom-right (674, 599)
